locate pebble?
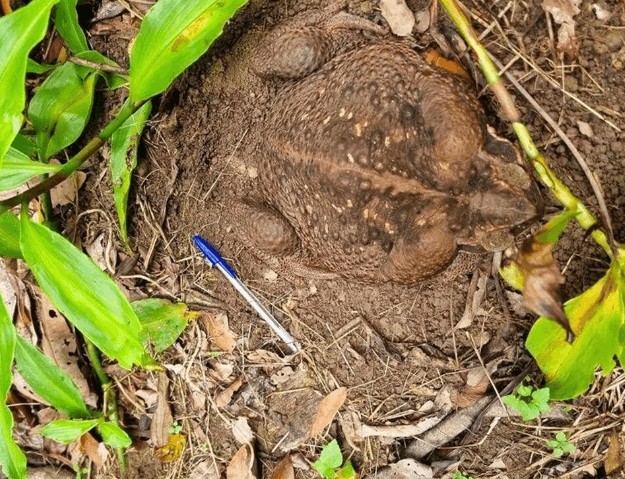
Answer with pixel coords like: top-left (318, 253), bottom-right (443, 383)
top-left (563, 75), bottom-right (579, 92)
top-left (605, 31), bottom-right (624, 52)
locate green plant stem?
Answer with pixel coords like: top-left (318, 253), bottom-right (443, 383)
top-left (0, 99), bottom-right (142, 215)
top-left (86, 340), bottom-right (127, 472)
top-left (439, 0), bottom-right (613, 259)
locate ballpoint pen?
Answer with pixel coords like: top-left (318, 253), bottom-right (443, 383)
top-left (193, 235), bottom-right (301, 354)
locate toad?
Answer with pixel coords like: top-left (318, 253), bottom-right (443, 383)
top-left (235, 11), bottom-right (540, 284)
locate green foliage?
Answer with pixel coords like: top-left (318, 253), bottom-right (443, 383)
top-left (110, 101), bottom-right (152, 244)
top-left (0, 0), bottom-right (58, 163)
top-left (14, 336), bottom-right (90, 418)
top-left (0, 147), bottom-right (62, 191)
top-left (28, 62), bottom-right (97, 160)
top-left (546, 431), bottom-right (575, 458)
top-left (527, 258), bottom-right (625, 399)
top-left (0, 211), bottom-right (21, 259)
top-left (502, 383), bottom-right (550, 421)
top-left (133, 298), bottom-right (198, 353)
top-left (19, 213), bottom-right (152, 369)
top-left (129, 0), bottom-right (248, 102)
top-left (169, 421), bottom-right (183, 434)
top-left (312, 440), bottom-right (357, 479)
top-left (0, 302), bottom-right (27, 479)
top-left (452, 471), bottom-right (474, 479)
top-left (54, 0), bottom-right (89, 54)
top-left (96, 421), bottom-right (132, 448)
top-left (40, 419), bottom-right (100, 444)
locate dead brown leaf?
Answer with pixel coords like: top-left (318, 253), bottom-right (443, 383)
top-left (513, 237), bottom-right (572, 341)
top-left (150, 372), bottom-right (174, 448)
top-left (201, 312), bottom-right (237, 352)
top-left (50, 169), bottom-right (86, 207)
top-left (78, 432), bottom-right (109, 469)
top-left (543, 0), bottom-right (581, 56)
top-left (309, 387), bottom-right (347, 437)
top-left (271, 455), bottom-right (295, 479)
top-left (226, 443), bottom-right (257, 479)
top-left (216, 377), bottom-right (244, 408)
top-left (380, 0), bottom-right (415, 37)
top-left (232, 416), bottom-right (254, 445)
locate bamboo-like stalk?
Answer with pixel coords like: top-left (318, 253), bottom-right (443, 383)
top-left (439, 0), bottom-right (613, 258)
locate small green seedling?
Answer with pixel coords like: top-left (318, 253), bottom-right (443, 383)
top-left (547, 431), bottom-right (575, 458)
top-left (169, 421), bottom-right (183, 435)
top-left (502, 383), bottom-right (550, 421)
top-left (452, 471), bottom-right (474, 479)
top-left (312, 440), bottom-right (357, 479)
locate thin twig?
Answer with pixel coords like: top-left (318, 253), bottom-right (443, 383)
top-left (0, 0), bottom-right (11, 15)
top-left (69, 56), bottom-right (129, 75)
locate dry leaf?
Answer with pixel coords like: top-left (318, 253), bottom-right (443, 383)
top-left (374, 458), bottom-right (433, 479)
top-left (216, 377), bottom-right (244, 408)
top-left (79, 432), bottom-right (109, 469)
top-left (226, 443), bottom-right (257, 479)
top-left (380, 0), bottom-right (415, 37)
top-left (605, 432), bottom-right (624, 475)
top-left (202, 312), bottom-right (237, 352)
top-left (232, 416), bottom-right (255, 445)
top-left (591, 3), bottom-right (611, 20)
top-left (155, 434), bottom-right (186, 462)
top-left (50, 170), bottom-right (86, 207)
top-left (33, 288), bottom-right (96, 407)
top-left (0, 262), bottom-right (17, 317)
top-left (577, 121), bottom-right (594, 138)
top-left (271, 455), bottom-right (295, 479)
top-left (543, 0), bottom-right (581, 56)
top-left (309, 387), bottom-right (347, 437)
top-left (513, 238), bottom-right (572, 341)
top-left (85, 233), bottom-right (116, 273)
top-left (150, 373), bottom-right (174, 448)
top-left (189, 460), bottom-right (220, 479)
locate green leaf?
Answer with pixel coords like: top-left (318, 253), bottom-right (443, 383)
top-left (133, 297), bottom-right (196, 353)
top-left (110, 101), bottom-right (152, 244)
top-left (0, 212), bottom-right (21, 259)
top-left (0, 0), bottom-right (59, 164)
top-left (97, 421), bottom-right (132, 448)
top-left (129, 0), bottom-right (248, 102)
top-left (0, 302), bottom-right (26, 479)
top-left (19, 215), bottom-right (152, 369)
top-left (11, 133), bottom-right (38, 158)
top-left (40, 418), bottom-right (99, 444)
top-left (28, 62), bottom-right (97, 159)
top-left (54, 0), bottom-right (89, 53)
top-left (337, 461), bottom-right (357, 479)
top-left (313, 440), bottom-right (344, 479)
top-left (527, 263), bottom-right (625, 399)
top-left (531, 388), bottom-right (550, 410)
top-left (27, 58), bottom-right (56, 74)
top-left (0, 147), bottom-right (63, 191)
top-left (535, 210), bottom-right (577, 245)
top-left (14, 336), bottom-right (90, 418)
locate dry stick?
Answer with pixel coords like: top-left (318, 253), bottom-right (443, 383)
top-left (69, 56), bottom-right (128, 75)
top-left (0, 0), bottom-right (11, 15)
top-left (439, 0), bottom-right (613, 259)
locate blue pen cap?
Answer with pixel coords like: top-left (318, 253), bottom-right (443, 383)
top-left (193, 235), bottom-right (237, 278)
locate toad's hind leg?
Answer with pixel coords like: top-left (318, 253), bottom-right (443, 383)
top-left (235, 201), bottom-right (300, 257)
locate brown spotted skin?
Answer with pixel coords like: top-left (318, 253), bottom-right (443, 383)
top-left (240, 32), bottom-right (539, 284)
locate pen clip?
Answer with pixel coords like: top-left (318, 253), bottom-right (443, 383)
top-left (193, 235), bottom-right (237, 278)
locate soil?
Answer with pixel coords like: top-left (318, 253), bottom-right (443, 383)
top-left (69, 0), bottom-right (625, 477)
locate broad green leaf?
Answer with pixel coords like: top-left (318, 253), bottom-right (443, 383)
top-left (40, 418), bottom-right (99, 444)
top-left (54, 0), bottom-right (89, 53)
top-left (0, 302), bottom-right (26, 479)
top-left (28, 62), bottom-right (97, 159)
top-left (129, 0), bottom-right (248, 102)
top-left (20, 215), bottom-right (152, 369)
top-left (527, 263), bottom-right (625, 399)
top-left (11, 133), bottom-right (38, 158)
top-left (0, 212), bottom-right (21, 259)
top-left (14, 336), bottom-right (90, 418)
top-left (313, 440), bottom-right (344, 479)
top-left (26, 58), bottom-right (56, 74)
top-left (0, 147), bottom-right (62, 191)
top-left (0, 0), bottom-right (58, 164)
top-left (133, 297), bottom-right (197, 353)
top-left (97, 421), bottom-right (132, 448)
top-left (110, 101), bottom-right (152, 244)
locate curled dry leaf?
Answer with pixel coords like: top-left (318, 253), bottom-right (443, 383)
top-left (216, 377), bottom-right (244, 408)
top-left (271, 455), bottom-right (295, 479)
top-left (543, 0), bottom-right (581, 56)
top-left (226, 443), bottom-right (257, 479)
top-left (513, 237), bottom-right (572, 341)
top-left (201, 311), bottom-right (236, 352)
top-left (380, 0), bottom-right (415, 37)
top-left (309, 387), bottom-right (347, 437)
